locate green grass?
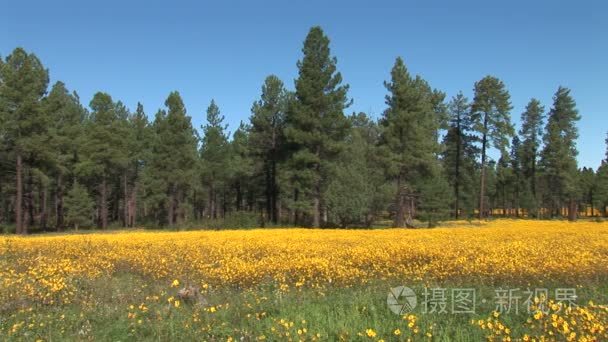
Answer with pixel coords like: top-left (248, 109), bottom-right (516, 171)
top-left (2, 273), bottom-right (606, 341)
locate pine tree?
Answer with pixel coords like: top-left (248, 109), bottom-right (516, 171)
top-left (379, 57), bottom-right (446, 227)
top-left (230, 121), bottom-right (254, 212)
top-left (518, 99), bottom-right (544, 217)
top-left (0, 48), bottom-right (49, 234)
top-left (76, 92), bottom-right (129, 229)
top-left (285, 26), bottom-right (351, 227)
top-left (43, 81), bottom-right (86, 229)
top-left (125, 102), bottom-right (150, 227)
top-left (540, 87), bottom-right (581, 220)
top-left (509, 135), bottom-right (524, 216)
top-left (148, 92), bottom-right (198, 225)
top-left (64, 181), bottom-right (94, 230)
top-left (0, 53), bottom-right (5, 225)
top-left (471, 76), bottom-right (513, 218)
top-left (441, 92), bottom-right (478, 218)
top-left (200, 100), bottom-right (230, 219)
top-left (250, 75), bottom-right (286, 223)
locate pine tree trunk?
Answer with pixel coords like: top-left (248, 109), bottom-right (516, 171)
top-left (276, 197), bottom-right (282, 224)
top-left (590, 191), bottom-right (595, 217)
top-left (292, 188), bottom-right (299, 226)
top-left (167, 186), bottom-right (175, 226)
top-left (271, 157), bottom-right (278, 224)
top-left (568, 198), bottom-right (577, 221)
top-left (312, 147), bottom-right (321, 228)
top-left (479, 126), bottom-right (488, 219)
top-left (394, 175), bottom-right (405, 228)
top-left (123, 173), bottom-right (128, 227)
top-left (100, 178), bottom-right (108, 229)
top-left (209, 185), bottom-right (215, 219)
top-left (40, 182), bottom-right (47, 230)
top-left (25, 170), bottom-right (34, 234)
top-left (0, 179), bottom-right (3, 225)
top-left (265, 164), bottom-right (272, 220)
top-left (531, 160), bottom-right (537, 204)
top-left (454, 124), bottom-right (461, 219)
top-left (222, 191), bottom-right (227, 219)
top-left (502, 184), bottom-right (507, 217)
top-left (236, 181), bottom-right (242, 212)
top-left (56, 174), bottom-right (64, 230)
top-left (176, 189), bottom-right (183, 225)
top-left (15, 153), bottom-right (23, 234)
top-left (129, 181), bottom-right (137, 227)
top-left (312, 191), bottom-right (320, 228)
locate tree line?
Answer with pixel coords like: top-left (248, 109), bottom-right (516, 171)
top-left (1, 26), bottom-right (606, 233)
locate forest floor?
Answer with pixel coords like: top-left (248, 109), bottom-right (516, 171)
top-left (1, 220), bottom-right (607, 341)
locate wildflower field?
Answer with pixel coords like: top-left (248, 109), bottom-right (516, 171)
top-left (1, 220), bottom-right (607, 341)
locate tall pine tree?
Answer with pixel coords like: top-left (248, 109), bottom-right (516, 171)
top-left (518, 99), bottom-right (544, 217)
top-left (0, 48), bottom-right (49, 233)
top-left (441, 92), bottom-right (478, 218)
top-left (43, 81), bottom-right (86, 229)
top-left (200, 100), bottom-right (230, 219)
top-left (76, 93), bottom-right (129, 229)
top-left (540, 87), bottom-right (580, 220)
top-left (379, 57), bottom-right (446, 227)
top-left (250, 75), bottom-right (286, 223)
top-left (285, 26), bottom-right (351, 227)
top-left (471, 76), bottom-right (513, 218)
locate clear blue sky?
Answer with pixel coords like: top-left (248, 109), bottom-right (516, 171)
top-left (2, 0), bottom-right (606, 168)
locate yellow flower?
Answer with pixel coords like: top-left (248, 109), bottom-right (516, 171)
top-left (171, 279), bottom-right (180, 287)
top-left (394, 328), bottom-right (401, 335)
top-left (365, 329), bottom-right (376, 338)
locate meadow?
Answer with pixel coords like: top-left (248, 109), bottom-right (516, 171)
top-left (1, 220), bottom-right (607, 341)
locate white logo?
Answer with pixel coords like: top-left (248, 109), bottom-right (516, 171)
top-left (387, 286), bottom-right (417, 315)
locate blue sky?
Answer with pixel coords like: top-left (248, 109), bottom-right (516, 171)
top-left (2, 0), bottom-right (606, 168)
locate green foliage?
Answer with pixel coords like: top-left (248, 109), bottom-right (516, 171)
top-left (64, 181), bottom-right (94, 229)
top-left (77, 93), bottom-right (129, 178)
top-left (540, 87), bottom-right (581, 215)
top-left (417, 175), bottom-right (453, 227)
top-left (441, 92), bottom-right (479, 218)
top-left (0, 29), bottom-right (601, 232)
top-left (285, 26), bottom-right (351, 227)
top-left (145, 92), bottom-right (198, 225)
top-left (0, 48), bottom-right (50, 153)
top-left (44, 81), bottom-right (86, 175)
top-left (579, 167), bottom-right (598, 214)
top-left (200, 100), bottom-right (231, 219)
top-left (596, 162), bottom-right (608, 215)
top-left (518, 99), bottom-right (544, 216)
top-left (471, 76), bottom-right (514, 157)
top-left (0, 48), bottom-right (50, 233)
top-left (379, 57), bottom-right (445, 227)
top-left (325, 113), bottom-right (391, 227)
top-left (250, 75), bottom-right (287, 222)
top-left (471, 75), bottom-right (513, 217)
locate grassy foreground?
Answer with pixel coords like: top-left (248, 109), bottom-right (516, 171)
top-left (1, 220), bottom-right (607, 341)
